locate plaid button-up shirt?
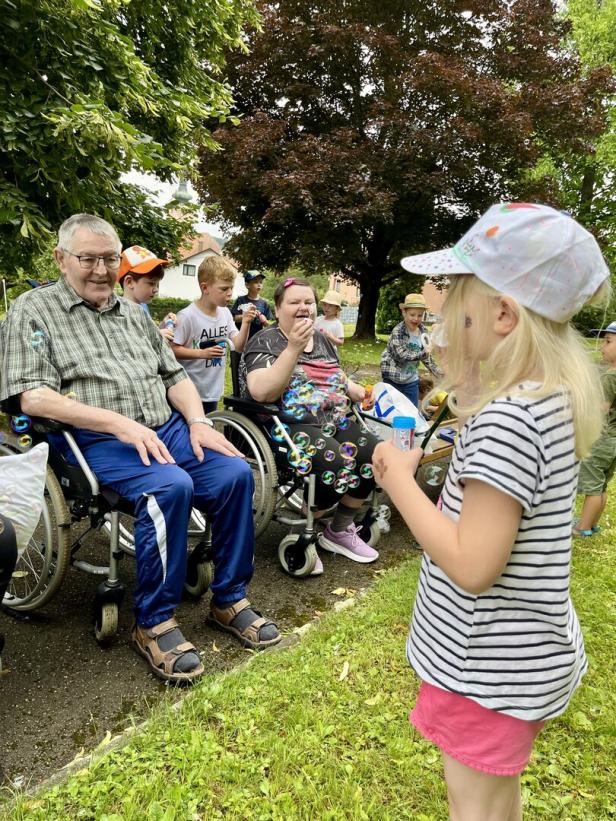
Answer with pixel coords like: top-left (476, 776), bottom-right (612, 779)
top-left (0, 277), bottom-right (187, 428)
top-left (380, 321), bottom-right (441, 384)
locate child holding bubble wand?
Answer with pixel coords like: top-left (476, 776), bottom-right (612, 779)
top-left (372, 203), bottom-right (610, 820)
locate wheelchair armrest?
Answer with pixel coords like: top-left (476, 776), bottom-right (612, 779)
top-left (30, 417), bottom-right (69, 434)
top-left (222, 395), bottom-right (281, 417)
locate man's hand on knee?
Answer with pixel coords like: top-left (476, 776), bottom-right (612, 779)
top-left (115, 420), bottom-right (176, 466)
top-left (189, 422), bottom-right (245, 462)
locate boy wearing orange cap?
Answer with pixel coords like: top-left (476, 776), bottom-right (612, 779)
top-left (118, 245), bottom-right (176, 341)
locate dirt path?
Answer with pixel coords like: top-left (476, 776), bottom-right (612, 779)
top-left (0, 507), bottom-right (423, 789)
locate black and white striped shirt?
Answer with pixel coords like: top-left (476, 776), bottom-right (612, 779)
top-left (407, 389), bottom-right (587, 720)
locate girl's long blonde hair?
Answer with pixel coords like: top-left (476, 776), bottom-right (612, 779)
top-left (435, 275), bottom-right (610, 458)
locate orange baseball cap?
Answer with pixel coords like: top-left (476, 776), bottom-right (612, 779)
top-left (118, 245), bottom-right (168, 283)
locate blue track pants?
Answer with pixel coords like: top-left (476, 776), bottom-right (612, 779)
top-left (53, 412), bottom-right (255, 627)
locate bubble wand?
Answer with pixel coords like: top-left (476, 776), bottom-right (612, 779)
top-left (419, 402), bottom-right (450, 450)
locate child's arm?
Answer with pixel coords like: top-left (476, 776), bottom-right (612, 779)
top-left (231, 304), bottom-right (258, 353)
top-left (321, 329), bottom-right (344, 347)
top-left (171, 342), bottom-right (225, 360)
top-left (372, 442), bottom-right (522, 594)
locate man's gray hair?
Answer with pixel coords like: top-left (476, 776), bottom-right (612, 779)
top-left (58, 214), bottom-right (121, 252)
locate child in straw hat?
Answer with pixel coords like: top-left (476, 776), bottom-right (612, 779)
top-left (314, 289), bottom-right (344, 347)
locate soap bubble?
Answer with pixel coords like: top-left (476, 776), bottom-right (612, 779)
top-left (334, 478), bottom-right (348, 494)
top-left (292, 431), bottom-right (310, 449)
top-left (297, 382), bottom-right (314, 399)
top-left (337, 416), bottom-right (350, 431)
top-left (358, 435), bottom-right (368, 447)
top-left (64, 391), bottom-right (77, 402)
top-left (18, 434), bottom-right (32, 448)
top-left (322, 422), bottom-right (336, 437)
top-left (304, 444), bottom-right (317, 457)
top-left (425, 464), bottom-right (446, 486)
top-left (289, 374), bottom-right (304, 389)
top-left (347, 474), bottom-right (360, 489)
top-left (337, 467), bottom-right (352, 481)
top-left (291, 407), bottom-right (305, 420)
top-left (287, 449), bottom-right (303, 468)
top-left (360, 463), bottom-right (374, 479)
top-left (10, 415), bottom-right (32, 434)
top-left (31, 329), bottom-right (46, 351)
top-left (271, 422), bottom-right (291, 443)
top-left (296, 457), bottom-right (312, 475)
top-left (339, 441), bottom-right (357, 460)
top-left (314, 437), bottom-right (326, 450)
top-left (324, 449), bottom-right (336, 462)
top-left (322, 470), bottom-right (335, 485)
top-left (343, 458), bottom-right (356, 471)
top-left (282, 388), bottom-right (299, 408)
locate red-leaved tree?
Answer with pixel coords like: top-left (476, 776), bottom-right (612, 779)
top-left (195, 0), bottom-right (612, 337)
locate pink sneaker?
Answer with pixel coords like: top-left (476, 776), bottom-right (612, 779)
top-left (318, 523), bottom-right (379, 564)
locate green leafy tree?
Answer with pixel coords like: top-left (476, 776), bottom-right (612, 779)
top-left (0, 0), bottom-right (259, 275)
top-left (195, 0), bottom-right (612, 337)
top-left (548, 1), bottom-right (616, 269)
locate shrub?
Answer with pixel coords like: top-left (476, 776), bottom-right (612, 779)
top-left (149, 296), bottom-right (192, 322)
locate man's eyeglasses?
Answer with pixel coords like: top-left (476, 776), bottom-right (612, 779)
top-left (62, 249), bottom-right (121, 271)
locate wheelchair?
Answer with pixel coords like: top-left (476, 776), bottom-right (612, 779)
top-left (0, 419), bottom-right (214, 643)
top-left (207, 388), bottom-right (392, 577)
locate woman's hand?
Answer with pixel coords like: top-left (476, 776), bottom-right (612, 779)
top-left (371, 441), bottom-right (423, 493)
top-left (287, 317), bottom-right (314, 353)
top-left (347, 379), bottom-right (366, 404)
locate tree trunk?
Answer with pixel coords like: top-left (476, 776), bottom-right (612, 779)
top-left (353, 275), bottom-right (381, 339)
top-left (579, 162), bottom-right (596, 221)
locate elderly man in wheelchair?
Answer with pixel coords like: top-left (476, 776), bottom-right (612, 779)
top-left (0, 213), bottom-right (280, 685)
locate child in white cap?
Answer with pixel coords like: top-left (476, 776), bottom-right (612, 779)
top-left (372, 203), bottom-right (610, 819)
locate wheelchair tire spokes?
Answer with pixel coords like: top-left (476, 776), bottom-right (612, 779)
top-left (208, 410), bottom-right (278, 539)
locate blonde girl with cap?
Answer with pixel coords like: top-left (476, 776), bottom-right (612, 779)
top-left (371, 203), bottom-right (610, 820)
top-left (314, 289), bottom-right (345, 346)
top-left (380, 292), bottom-right (440, 408)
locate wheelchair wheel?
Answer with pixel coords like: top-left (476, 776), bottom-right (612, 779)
top-left (278, 534), bottom-right (318, 577)
top-left (94, 602), bottom-right (119, 644)
top-left (365, 521), bottom-right (381, 547)
top-left (0, 442), bottom-right (71, 611)
top-left (208, 410), bottom-right (278, 538)
top-left (103, 513), bottom-right (136, 557)
top-left (184, 543), bottom-right (214, 598)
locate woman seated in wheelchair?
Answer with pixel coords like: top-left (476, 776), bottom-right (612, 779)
top-left (240, 277), bottom-right (380, 575)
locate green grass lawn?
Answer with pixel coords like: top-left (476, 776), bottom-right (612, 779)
top-left (5, 507), bottom-right (615, 820)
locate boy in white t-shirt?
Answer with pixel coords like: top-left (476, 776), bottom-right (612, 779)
top-left (172, 257), bottom-right (256, 412)
top-left (314, 289), bottom-right (344, 346)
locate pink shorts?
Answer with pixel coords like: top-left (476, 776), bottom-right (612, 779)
top-left (410, 681), bottom-right (545, 776)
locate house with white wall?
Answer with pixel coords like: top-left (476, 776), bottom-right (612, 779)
top-left (159, 233), bottom-right (247, 301)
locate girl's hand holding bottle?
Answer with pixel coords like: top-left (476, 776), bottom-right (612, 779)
top-left (371, 440), bottom-right (424, 495)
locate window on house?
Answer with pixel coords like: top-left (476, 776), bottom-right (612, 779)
top-left (334, 279), bottom-right (341, 292)
top-left (183, 264), bottom-right (196, 277)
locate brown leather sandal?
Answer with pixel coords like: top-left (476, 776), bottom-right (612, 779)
top-left (207, 598), bottom-right (281, 650)
top-left (131, 618), bottom-right (205, 683)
